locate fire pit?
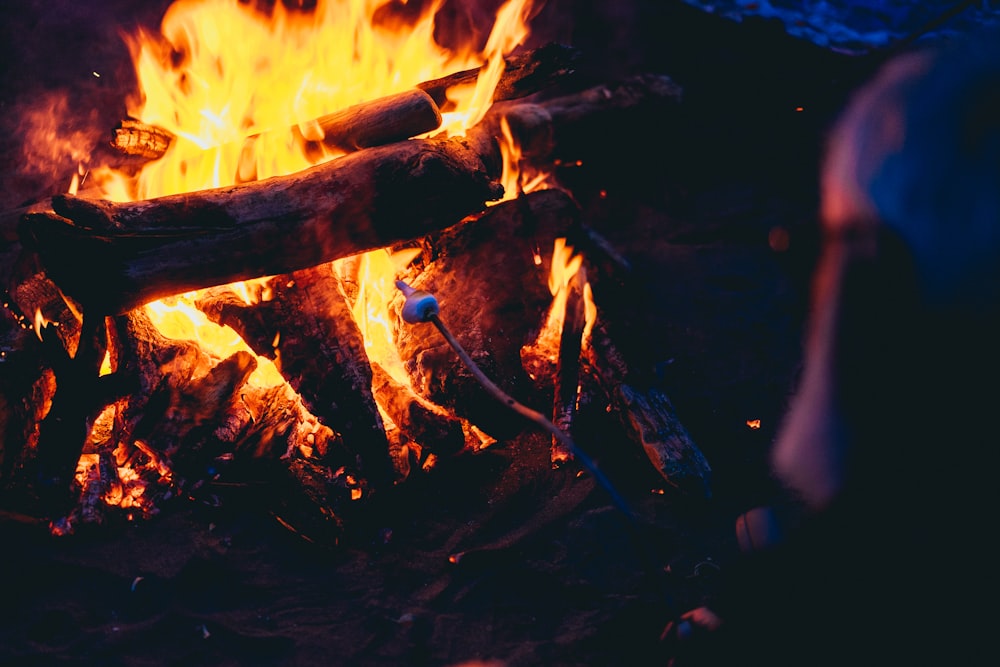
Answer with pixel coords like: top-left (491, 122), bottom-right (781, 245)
top-left (0, 0), bottom-right (886, 664)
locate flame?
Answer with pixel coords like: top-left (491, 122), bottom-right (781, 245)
top-left (520, 238), bottom-right (597, 377)
top-left (61, 0), bottom-right (548, 523)
top-left (99, 0), bottom-right (542, 389)
top-left (101, 0), bottom-right (539, 201)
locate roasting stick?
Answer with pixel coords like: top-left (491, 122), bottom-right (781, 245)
top-left (394, 279), bottom-right (633, 520)
top-left (395, 279), bottom-right (686, 631)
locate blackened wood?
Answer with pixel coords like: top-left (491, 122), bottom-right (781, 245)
top-left (31, 312), bottom-right (110, 516)
top-left (485, 72), bottom-right (684, 161)
top-left (22, 135), bottom-right (503, 314)
top-left (112, 89), bottom-right (443, 161)
top-left (551, 267), bottom-right (586, 464)
top-left (417, 42), bottom-right (579, 109)
top-left (581, 320), bottom-right (711, 499)
top-left (369, 361), bottom-right (467, 457)
top-left (392, 188), bottom-right (580, 438)
top-left (195, 268), bottom-right (395, 489)
top-left (0, 310), bottom-right (55, 490)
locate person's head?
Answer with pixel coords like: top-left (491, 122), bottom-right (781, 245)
top-left (771, 32), bottom-right (1000, 512)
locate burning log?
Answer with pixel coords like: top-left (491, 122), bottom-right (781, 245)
top-left (111, 89), bottom-right (443, 162)
top-left (194, 266), bottom-right (395, 488)
top-left (416, 42), bottom-right (579, 109)
top-left (20, 73), bottom-right (682, 318)
top-left (109, 43), bottom-right (579, 160)
top-left (550, 266), bottom-right (587, 465)
top-left (580, 319), bottom-right (711, 500)
top-left (391, 188), bottom-right (580, 438)
top-left (31, 313), bottom-right (112, 514)
top-left (21, 135), bottom-right (504, 315)
top-left (0, 312), bottom-right (55, 491)
top-left (110, 119), bottom-right (175, 160)
top-left (368, 361), bottom-right (467, 458)
top-left (482, 72), bottom-right (684, 161)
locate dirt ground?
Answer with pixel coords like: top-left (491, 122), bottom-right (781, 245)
top-left (0, 1), bottom-right (955, 665)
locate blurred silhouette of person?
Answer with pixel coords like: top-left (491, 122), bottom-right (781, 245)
top-left (665, 28), bottom-right (1000, 667)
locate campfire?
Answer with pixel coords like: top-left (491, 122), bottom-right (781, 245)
top-left (1, 0), bottom-right (710, 541)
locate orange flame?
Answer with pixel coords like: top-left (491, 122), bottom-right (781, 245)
top-left (65, 0), bottom-right (548, 523)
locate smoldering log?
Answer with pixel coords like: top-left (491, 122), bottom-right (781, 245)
top-left (0, 310), bottom-right (56, 490)
top-left (416, 42), bottom-right (580, 109)
top-left (112, 89), bottom-right (443, 163)
top-left (107, 308), bottom-right (227, 466)
top-left (550, 266), bottom-right (587, 465)
top-left (369, 361), bottom-right (467, 457)
top-left (391, 188), bottom-right (581, 439)
top-left (484, 72), bottom-right (684, 161)
top-left (195, 266), bottom-right (395, 488)
top-left (110, 119), bottom-right (175, 160)
top-left (580, 319), bottom-right (711, 500)
top-left (22, 134), bottom-right (503, 315)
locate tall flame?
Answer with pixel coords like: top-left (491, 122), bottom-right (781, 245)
top-left (90, 0), bottom-right (540, 386)
top-left (104, 0), bottom-right (538, 201)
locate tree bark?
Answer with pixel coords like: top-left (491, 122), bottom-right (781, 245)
top-left (21, 134), bottom-right (503, 314)
top-left (391, 188), bottom-right (580, 439)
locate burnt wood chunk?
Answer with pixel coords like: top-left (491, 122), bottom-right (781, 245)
top-left (196, 267), bottom-right (394, 488)
top-left (551, 266), bottom-right (587, 464)
top-left (417, 42), bottom-right (579, 109)
top-left (369, 361), bottom-right (467, 457)
top-left (391, 188), bottom-right (580, 439)
top-left (581, 319), bottom-right (712, 499)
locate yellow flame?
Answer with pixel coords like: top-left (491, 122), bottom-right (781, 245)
top-left (89, 0), bottom-right (541, 392)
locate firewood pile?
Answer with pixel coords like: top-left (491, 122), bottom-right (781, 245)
top-left (0, 43), bottom-right (712, 542)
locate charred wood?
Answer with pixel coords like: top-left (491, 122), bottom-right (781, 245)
top-left (482, 72), bottom-right (684, 162)
top-left (22, 135), bottom-right (504, 314)
top-left (369, 361), bottom-right (467, 458)
top-left (417, 42), bottom-right (579, 109)
top-left (0, 309), bottom-right (55, 493)
top-left (391, 188), bottom-right (580, 439)
top-left (551, 266), bottom-right (587, 465)
top-left (580, 320), bottom-right (711, 500)
top-left (31, 312), bottom-right (110, 515)
top-left (195, 267), bottom-right (394, 489)
top-left (110, 119), bottom-right (175, 160)
top-left (112, 89), bottom-right (443, 164)
top-left (20, 75), bottom-right (681, 316)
